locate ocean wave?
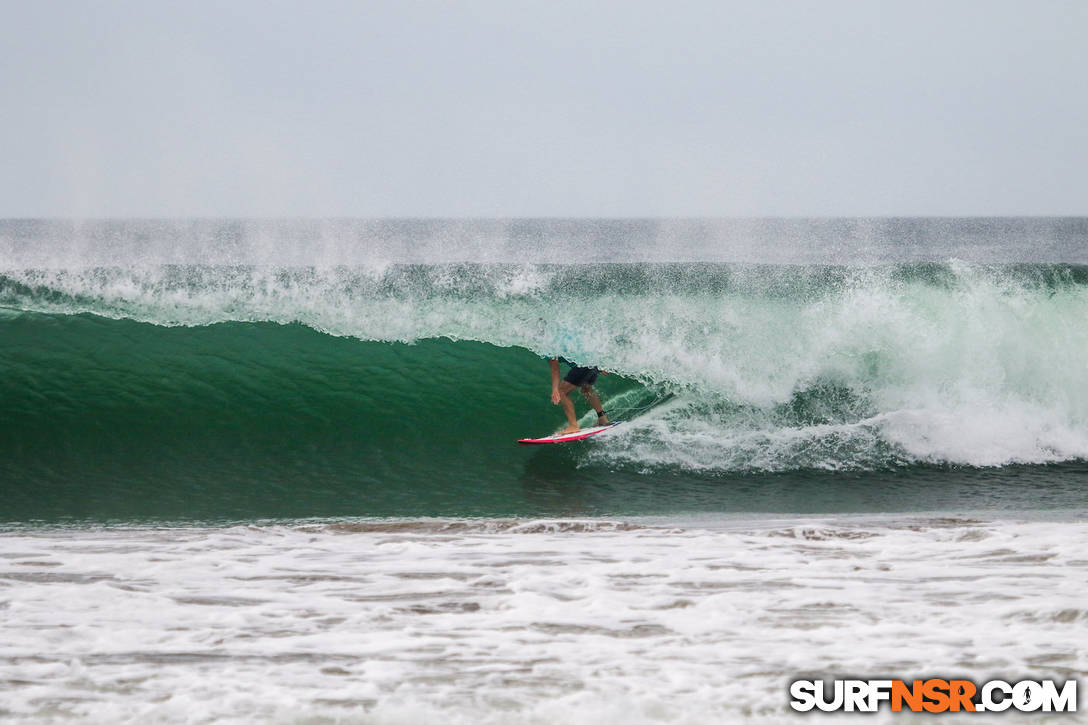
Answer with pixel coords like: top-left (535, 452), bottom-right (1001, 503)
top-left (3, 262), bottom-right (1088, 473)
top-left (2, 260), bottom-right (1088, 520)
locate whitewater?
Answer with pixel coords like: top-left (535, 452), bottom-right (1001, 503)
top-left (3, 516), bottom-right (1087, 724)
top-left (1, 218), bottom-right (1087, 723)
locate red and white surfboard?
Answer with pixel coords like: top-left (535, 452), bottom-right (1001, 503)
top-left (517, 422), bottom-right (622, 445)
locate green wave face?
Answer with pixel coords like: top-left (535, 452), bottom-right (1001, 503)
top-left (3, 260), bottom-right (1088, 521)
top-left (0, 314), bottom-right (649, 521)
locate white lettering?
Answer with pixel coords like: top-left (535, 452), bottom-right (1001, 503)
top-left (789, 680), bottom-right (816, 712)
top-left (1041, 680), bottom-right (1077, 712)
top-left (867, 680), bottom-right (893, 711)
top-left (982, 680), bottom-right (1012, 712)
top-left (1014, 681), bottom-right (1043, 712)
top-left (815, 680), bottom-right (844, 712)
top-left (845, 680), bottom-right (869, 712)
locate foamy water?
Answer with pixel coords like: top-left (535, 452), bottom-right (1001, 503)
top-left (2, 516), bottom-right (1085, 723)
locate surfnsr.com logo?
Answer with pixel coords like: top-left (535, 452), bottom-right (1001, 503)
top-left (789, 679), bottom-right (1078, 713)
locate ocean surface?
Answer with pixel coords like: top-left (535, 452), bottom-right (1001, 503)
top-left (2, 218), bottom-right (1087, 722)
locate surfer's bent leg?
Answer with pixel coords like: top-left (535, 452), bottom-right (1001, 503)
top-left (580, 385), bottom-right (609, 425)
top-left (557, 380), bottom-right (580, 433)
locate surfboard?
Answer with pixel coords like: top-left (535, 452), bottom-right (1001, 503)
top-left (517, 422), bottom-right (622, 445)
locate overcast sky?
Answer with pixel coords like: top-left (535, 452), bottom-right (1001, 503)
top-left (2, 0), bottom-right (1086, 217)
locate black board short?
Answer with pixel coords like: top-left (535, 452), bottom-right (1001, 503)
top-left (563, 365), bottom-right (599, 387)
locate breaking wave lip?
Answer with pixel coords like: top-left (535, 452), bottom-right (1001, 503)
top-left (3, 261), bottom-right (1088, 327)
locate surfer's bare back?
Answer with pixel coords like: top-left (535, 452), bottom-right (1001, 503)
top-left (549, 357), bottom-right (609, 434)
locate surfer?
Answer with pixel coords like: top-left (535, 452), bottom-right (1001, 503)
top-left (549, 357), bottom-right (609, 434)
